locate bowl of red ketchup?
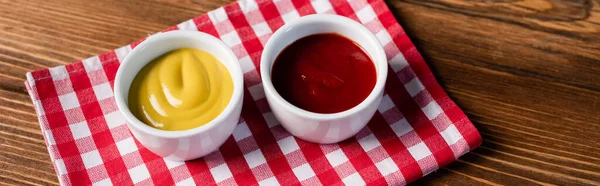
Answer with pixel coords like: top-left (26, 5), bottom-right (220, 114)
top-left (260, 14), bottom-right (388, 144)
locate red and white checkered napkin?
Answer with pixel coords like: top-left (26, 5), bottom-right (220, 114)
top-left (25, 0), bottom-right (481, 185)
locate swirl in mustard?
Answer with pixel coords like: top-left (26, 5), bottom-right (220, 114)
top-left (128, 48), bottom-right (233, 131)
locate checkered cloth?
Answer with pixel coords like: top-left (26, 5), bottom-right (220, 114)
top-left (25, 0), bottom-right (481, 185)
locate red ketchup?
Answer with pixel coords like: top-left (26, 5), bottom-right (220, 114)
top-left (271, 33), bottom-right (377, 114)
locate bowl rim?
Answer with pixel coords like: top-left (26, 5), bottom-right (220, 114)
top-left (113, 30), bottom-right (244, 138)
top-left (260, 14), bottom-right (388, 121)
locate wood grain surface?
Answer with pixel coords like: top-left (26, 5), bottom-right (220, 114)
top-left (0, 0), bottom-right (599, 185)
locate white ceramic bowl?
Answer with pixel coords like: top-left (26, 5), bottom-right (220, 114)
top-left (114, 30), bottom-right (244, 161)
top-left (260, 14), bottom-right (388, 144)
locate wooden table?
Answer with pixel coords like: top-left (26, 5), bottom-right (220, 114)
top-left (1, 0), bottom-right (599, 185)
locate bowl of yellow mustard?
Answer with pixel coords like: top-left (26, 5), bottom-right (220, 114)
top-left (114, 30), bottom-right (244, 161)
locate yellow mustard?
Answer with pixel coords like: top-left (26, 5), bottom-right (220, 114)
top-left (128, 48), bottom-right (233, 131)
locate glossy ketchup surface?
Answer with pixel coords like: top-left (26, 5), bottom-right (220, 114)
top-left (271, 33), bottom-right (376, 114)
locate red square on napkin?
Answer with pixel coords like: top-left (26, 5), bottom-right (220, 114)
top-left (25, 0), bottom-right (481, 185)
